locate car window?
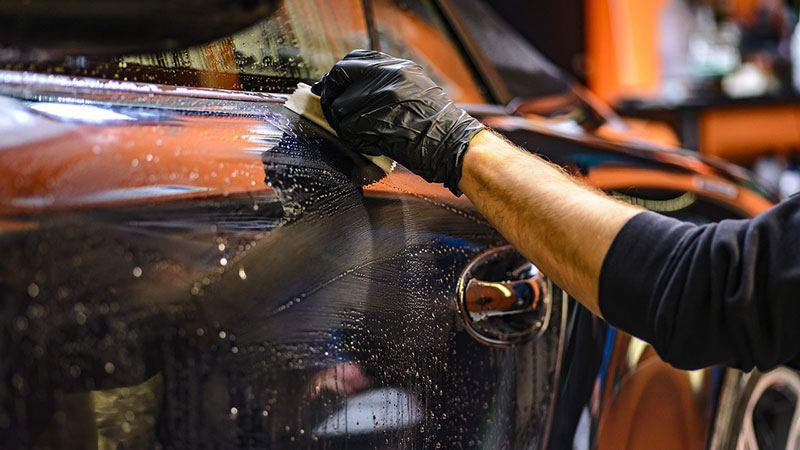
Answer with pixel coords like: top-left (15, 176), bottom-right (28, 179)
top-left (121, 0), bottom-right (370, 91)
top-left (1, 0), bottom-right (371, 93)
top-left (442, 0), bottom-right (573, 101)
top-left (0, 0), bottom-right (489, 103)
top-left (372, 0), bottom-right (488, 104)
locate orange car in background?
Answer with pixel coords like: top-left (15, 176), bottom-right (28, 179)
top-left (0, 0), bottom-right (789, 449)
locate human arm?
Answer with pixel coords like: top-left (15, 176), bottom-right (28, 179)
top-left (460, 131), bottom-right (800, 371)
top-left (312, 51), bottom-right (800, 370)
top-left (458, 130), bottom-right (641, 316)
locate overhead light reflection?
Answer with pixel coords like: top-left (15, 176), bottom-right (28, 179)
top-left (29, 102), bottom-right (134, 124)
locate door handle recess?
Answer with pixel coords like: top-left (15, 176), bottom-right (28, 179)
top-left (456, 245), bottom-right (552, 346)
top-left (465, 278), bottom-right (543, 316)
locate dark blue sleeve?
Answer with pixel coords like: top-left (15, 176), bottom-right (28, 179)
top-left (598, 196), bottom-right (800, 371)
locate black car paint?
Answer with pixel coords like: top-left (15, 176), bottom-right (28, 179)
top-left (0, 92), bottom-right (569, 448)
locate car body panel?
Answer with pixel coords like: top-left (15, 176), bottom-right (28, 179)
top-left (0, 73), bottom-right (571, 449)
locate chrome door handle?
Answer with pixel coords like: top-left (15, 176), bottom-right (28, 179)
top-left (465, 278), bottom-right (544, 317)
top-left (456, 245), bottom-right (552, 346)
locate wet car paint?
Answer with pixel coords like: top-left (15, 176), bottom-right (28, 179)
top-left (0, 77), bottom-right (569, 449)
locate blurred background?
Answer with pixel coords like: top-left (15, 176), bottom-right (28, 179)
top-left (492, 0), bottom-right (800, 197)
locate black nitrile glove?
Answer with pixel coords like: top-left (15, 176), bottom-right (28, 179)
top-left (311, 50), bottom-right (485, 195)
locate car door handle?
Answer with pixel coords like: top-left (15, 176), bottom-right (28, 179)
top-left (464, 278), bottom-right (544, 317)
top-left (456, 245), bottom-right (553, 346)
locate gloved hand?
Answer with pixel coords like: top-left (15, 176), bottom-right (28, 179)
top-left (311, 50), bottom-right (485, 195)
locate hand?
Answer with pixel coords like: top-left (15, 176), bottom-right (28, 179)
top-left (311, 50), bottom-right (485, 194)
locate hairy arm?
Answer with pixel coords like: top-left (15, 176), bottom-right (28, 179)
top-left (460, 130), bottom-right (800, 370)
top-left (458, 130), bottom-right (643, 316)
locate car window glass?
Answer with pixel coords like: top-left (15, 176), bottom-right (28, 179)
top-left (123, 0), bottom-right (369, 89)
top-left (372, 0), bottom-right (488, 104)
top-left (1, 0), bottom-right (370, 93)
top-left (446, 0), bottom-right (572, 101)
top-left (0, 0), bottom-right (490, 102)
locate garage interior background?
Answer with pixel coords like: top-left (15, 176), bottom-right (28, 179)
top-left (493, 0), bottom-right (800, 197)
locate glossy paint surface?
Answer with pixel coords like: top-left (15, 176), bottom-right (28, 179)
top-left (0, 77), bottom-right (567, 449)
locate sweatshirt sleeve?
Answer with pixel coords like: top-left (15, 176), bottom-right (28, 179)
top-left (598, 196), bottom-right (800, 371)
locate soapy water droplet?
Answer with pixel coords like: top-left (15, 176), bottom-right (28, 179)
top-left (238, 267), bottom-right (247, 280)
top-left (220, 257), bottom-right (228, 266)
top-left (132, 266), bottom-right (143, 278)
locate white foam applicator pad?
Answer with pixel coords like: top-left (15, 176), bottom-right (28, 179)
top-left (284, 83), bottom-right (396, 175)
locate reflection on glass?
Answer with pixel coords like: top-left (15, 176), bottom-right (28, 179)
top-left (372, 0), bottom-right (486, 103)
top-left (3, 0), bottom-right (370, 92)
top-left (124, 0), bottom-right (369, 86)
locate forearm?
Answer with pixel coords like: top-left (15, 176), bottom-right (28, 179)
top-left (458, 130), bottom-right (643, 316)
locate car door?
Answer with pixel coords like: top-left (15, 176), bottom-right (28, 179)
top-left (0, 61), bottom-right (569, 449)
